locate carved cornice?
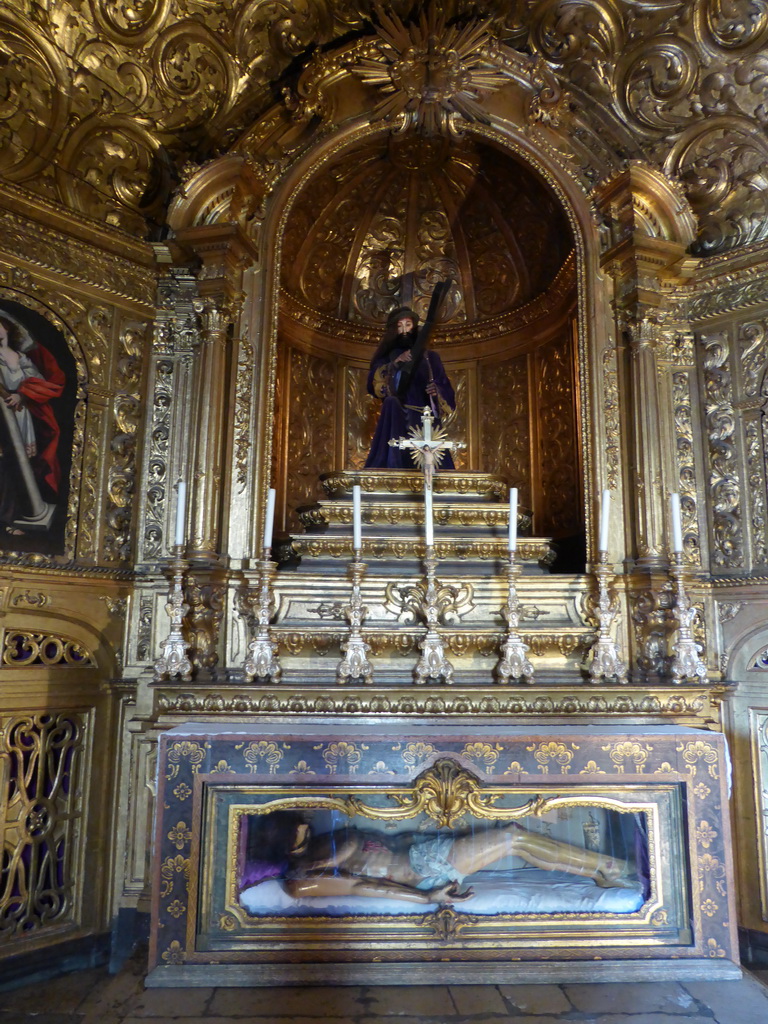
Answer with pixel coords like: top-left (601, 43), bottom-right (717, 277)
top-left (154, 685), bottom-right (723, 723)
top-left (689, 263), bottom-right (768, 324)
top-left (0, 206), bottom-right (155, 309)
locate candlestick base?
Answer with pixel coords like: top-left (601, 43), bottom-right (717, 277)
top-left (153, 547), bottom-right (193, 682)
top-left (243, 557), bottom-right (282, 684)
top-left (496, 553), bottom-right (534, 684)
top-left (414, 547), bottom-right (454, 685)
top-left (584, 553), bottom-right (628, 685)
top-left (668, 553), bottom-right (707, 685)
top-left (337, 559), bottom-right (373, 685)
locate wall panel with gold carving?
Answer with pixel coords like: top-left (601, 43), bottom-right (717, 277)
top-left (698, 309), bottom-right (768, 576)
top-left (344, 363), bottom-right (380, 471)
top-left (535, 325), bottom-right (581, 538)
top-left (284, 345), bottom-right (337, 530)
top-left (480, 353), bottom-right (531, 503)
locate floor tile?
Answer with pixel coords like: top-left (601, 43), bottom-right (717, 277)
top-left (0, 968), bottom-right (107, 1014)
top-left (563, 981), bottom-right (696, 1015)
top-left (120, 987), bottom-right (213, 1017)
top-left (449, 985), bottom-right (507, 1015)
top-left (365, 985), bottom-right (457, 1016)
top-left (684, 975), bottom-right (768, 1024)
top-left (210, 986), bottom-right (363, 1018)
top-left (498, 984), bottom-right (571, 1015)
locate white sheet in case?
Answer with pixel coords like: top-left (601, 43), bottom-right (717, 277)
top-left (240, 868), bottom-right (645, 917)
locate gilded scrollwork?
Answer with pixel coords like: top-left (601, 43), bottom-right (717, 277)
top-left (665, 118), bottom-right (768, 253)
top-left (602, 347), bottom-right (620, 490)
top-left (352, 8), bottom-right (514, 136)
top-left (4, 0), bottom-right (768, 252)
top-left (184, 577), bottom-right (225, 673)
top-left (537, 331), bottom-right (580, 537)
top-left (480, 354), bottom-right (530, 495)
top-left (233, 333), bottom-right (255, 493)
top-left (0, 12), bottom-right (70, 182)
top-left (0, 211), bottom-right (154, 306)
top-left (344, 365), bottom-right (379, 471)
top-left (745, 415), bottom-right (768, 565)
top-left (156, 686), bottom-right (714, 720)
top-left (672, 371), bottom-right (701, 565)
top-left (384, 580), bottom-right (475, 627)
top-left (738, 320), bottom-right (767, 398)
top-left (0, 713), bottom-right (85, 939)
top-left (2, 631), bottom-right (94, 667)
top-left (703, 332), bottom-right (743, 569)
top-left (105, 322), bottom-right (147, 563)
top-left (77, 404), bottom-right (104, 564)
top-left (286, 347), bottom-right (336, 526)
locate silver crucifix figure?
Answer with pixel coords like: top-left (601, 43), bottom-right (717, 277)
top-left (390, 407), bottom-right (465, 685)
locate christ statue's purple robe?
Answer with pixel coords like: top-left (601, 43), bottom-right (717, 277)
top-left (365, 347), bottom-right (455, 470)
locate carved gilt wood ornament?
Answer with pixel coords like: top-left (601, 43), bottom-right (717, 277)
top-left (4, 0), bottom-right (768, 972)
top-left (1, 1), bottom-right (768, 253)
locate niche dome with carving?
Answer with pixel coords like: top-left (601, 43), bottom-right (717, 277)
top-left (281, 134), bottom-right (573, 328)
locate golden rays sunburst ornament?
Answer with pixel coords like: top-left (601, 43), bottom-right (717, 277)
top-left (354, 5), bottom-right (511, 136)
top-left (406, 422), bottom-right (451, 475)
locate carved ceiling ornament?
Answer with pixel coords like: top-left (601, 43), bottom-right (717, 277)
top-left (1, 1), bottom-right (768, 252)
top-left (351, 6), bottom-right (514, 135)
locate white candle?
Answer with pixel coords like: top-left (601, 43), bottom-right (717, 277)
top-left (670, 492), bottom-right (683, 554)
top-left (174, 480), bottom-right (186, 547)
top-left (599, 489), bottom-right (611, 553)
top-left (352, 484), bottom-right (361, 552)
top-left (508, 487), bottom-right (518, 552)
top-left (424, 484), bottom-right (434, 547)
top-left (263, 487), bottom-right (276, 552)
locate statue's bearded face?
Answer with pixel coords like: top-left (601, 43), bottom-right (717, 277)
top-left (396, 316), bottom-right (414, 335)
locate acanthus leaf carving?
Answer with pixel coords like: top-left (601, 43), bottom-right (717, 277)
top-left (702, 332), bottom-right (744, 569)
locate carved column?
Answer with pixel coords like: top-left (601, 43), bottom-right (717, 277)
top-left (174, 225), bottom-right (255, 565)
top-left (135, 263), bottom-right (200, 569)
top-left (595, 169), bottom-right (698, 568)
top-left (623, 311), bottom-right (668, 566)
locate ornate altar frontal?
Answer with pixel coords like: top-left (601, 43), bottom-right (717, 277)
top-left (2, 0), bottom-right (768, 991)
top-left (148, 723), bottom-right (738, 985)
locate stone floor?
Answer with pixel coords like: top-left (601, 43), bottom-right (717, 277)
top-left (1, 952), bottom-right (768, 1024)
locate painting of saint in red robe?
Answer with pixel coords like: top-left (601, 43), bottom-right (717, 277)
top-left (0, 301), bottom-right (77, 553)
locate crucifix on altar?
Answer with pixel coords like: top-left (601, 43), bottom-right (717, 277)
top-left (388, 404), bottom-right (465, 540)
top-left (389, 406), bottom-right (465, 684)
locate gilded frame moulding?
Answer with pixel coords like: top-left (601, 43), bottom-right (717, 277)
top-left (205, 776), bottom-right (672, 946)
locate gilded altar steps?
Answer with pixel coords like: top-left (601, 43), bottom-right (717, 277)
top-left (290, 535), bottom-right (554, 570)
top-left (297, 501), bottom-right (533, 531)
top-left (294, 468), bottom-right (552, 573)
top-left (319, 469), bottom-right (510, 499)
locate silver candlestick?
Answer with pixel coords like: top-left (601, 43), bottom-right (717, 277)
top-left (336, 554), bottom-right (373, 685)
top-left (243, 554), bottom-right (281, 683)
top-left (496, 551), bottom-right (534, 684)
top-left (585, 552), bottom-right (628, 684)
top-left (668, 552), bottom-right (707, 684)
top-left (414, 545), bottom-right (454, 685)
top-left (153, 546), bottom-right (193, 682)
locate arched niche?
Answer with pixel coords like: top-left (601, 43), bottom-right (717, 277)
top-left (273, 130), bottom-right (582, 547)
top-left (170, 112), bottom-right (615, 567)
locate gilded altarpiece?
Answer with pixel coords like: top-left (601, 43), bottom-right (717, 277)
top-left (7, 0), bottom-right (768, 982)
